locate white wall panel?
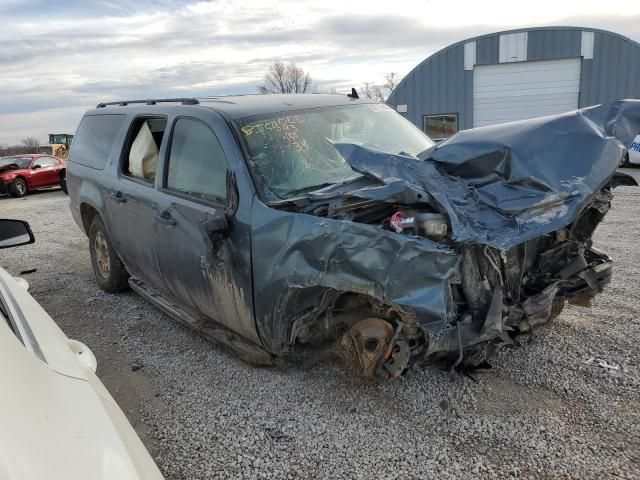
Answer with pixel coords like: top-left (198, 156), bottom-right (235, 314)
top-left (499, 32), bottom-right (528, 63)
top-left (581, 31), bottom-right (595, 59)
top-left (464, 41), bottom-right (476, 70)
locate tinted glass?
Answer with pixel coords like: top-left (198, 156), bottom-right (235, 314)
top-left (69, 114), bottom-right (125, 170)
top-left (33, 157), bottom-right (58, 167)
top-left (50, 134), bottom-right (72, 145)
top-left (166, 119), bottom-right (228, 202)
top-left (237, 103), bottom-right (434, 201)
top-left (424, 114), bottom-right (458, 140)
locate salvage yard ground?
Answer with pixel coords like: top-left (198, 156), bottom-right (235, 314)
top-left (2, 170), bottom-right (640, 480)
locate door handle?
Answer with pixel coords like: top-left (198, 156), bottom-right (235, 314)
top-left (155, 211), bottom-right (176, 226)
top-left (111, 191), bottom-right (126, 204)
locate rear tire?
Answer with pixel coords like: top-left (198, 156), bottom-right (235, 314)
top-left (60, 172), bottom-right (68, 194)
top-left (89, 216), bottom-right (129, 293)
top-left (9, 177), bottom-right (27, 197)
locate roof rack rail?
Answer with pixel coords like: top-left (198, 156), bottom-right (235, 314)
top-left (96, 98), bottom-right (200, 108)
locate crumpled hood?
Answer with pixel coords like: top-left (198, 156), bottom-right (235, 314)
top-left (336, 100), bottom-right (640, 250)
top-left (0, 165), bottom-right (26, 177)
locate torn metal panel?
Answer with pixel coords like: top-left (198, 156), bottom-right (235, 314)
top-left (250, 201), bottom-right (459, 355)
top-left (335, 100), bottom-right (640, 250)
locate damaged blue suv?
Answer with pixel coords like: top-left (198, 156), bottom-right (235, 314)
top-left (67, 94), bottom-right (640, 380)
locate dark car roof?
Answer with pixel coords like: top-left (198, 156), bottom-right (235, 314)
top-left (197, 94), bottom-right (374, 120)
top-left (90, 94), bottom-right (376, 121)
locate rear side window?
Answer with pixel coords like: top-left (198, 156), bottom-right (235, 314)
top-left (122, 117), bottom-right (167, 183)
top-left (69, 114), bottom-right (125, 170)
top-left (165, 118), bottom-right (228, 202)
top-left (33, 157), bottom-right (59, 168)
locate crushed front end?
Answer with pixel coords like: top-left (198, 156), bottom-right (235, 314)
top-left (243, 100), bottom-right (640, 380)
top-left (425, 188), bottom-right (616, 366)
top-left (267, 180), bottom-right (621, 381)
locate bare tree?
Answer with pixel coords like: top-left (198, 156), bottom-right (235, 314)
top-left (360, 72), bottom-right (402, 103)
top-left (383, 72), bottom-right (400, 92)
top-left (259, 60), bottom-right (312, 94)
top-left (361, 82), bottom-right (376, 100)
top-left (21, 137), bottom-right (40, 151)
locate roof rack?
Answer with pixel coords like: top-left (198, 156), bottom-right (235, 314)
top-left (96, 98), bottom-right (199, 108)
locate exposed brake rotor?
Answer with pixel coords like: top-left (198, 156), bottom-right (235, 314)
top-left (338, 318), bottom-right (411, 381)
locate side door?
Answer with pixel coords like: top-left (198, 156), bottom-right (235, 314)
top-left (30, 156), bottom-right (60, 187)
top-left (154, 114), bottom-right (260, 345)
top-left (106, 115), bottom-right (168, 292)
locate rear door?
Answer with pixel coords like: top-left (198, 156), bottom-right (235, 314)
top-left (107, 116), bottom-right (168, 291)
top-left (30, 156), bottom-right (61, 188)
top-left (154, 113), bottom-right (260, 344)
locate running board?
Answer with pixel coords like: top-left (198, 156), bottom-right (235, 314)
top-left (128, 277), bottom-right (273, 366)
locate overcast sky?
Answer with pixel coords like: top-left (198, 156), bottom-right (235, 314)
top-left (1, 0), bottom-right (639, 145)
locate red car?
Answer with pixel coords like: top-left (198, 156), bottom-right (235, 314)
top-left (0, 154), bottom-right (67, 197)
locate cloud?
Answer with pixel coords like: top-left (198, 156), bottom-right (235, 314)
top-left (0, 1), bottom-right (639, 144)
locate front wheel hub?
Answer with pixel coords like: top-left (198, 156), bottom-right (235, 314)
top-left (339, 318), bottom-right (411, 380)
top-left (94, 231), bottom-right (111, 278)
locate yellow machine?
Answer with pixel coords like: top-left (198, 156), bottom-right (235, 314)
top-left (48, 133), bottom-right (74, 158)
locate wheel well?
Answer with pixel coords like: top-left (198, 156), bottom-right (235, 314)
top-left (80, 203), bottom-right (99, 235)
top-left (12, 175), bottom-right (28, 189)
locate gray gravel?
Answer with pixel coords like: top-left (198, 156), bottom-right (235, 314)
top-left (1, 173), bottom-right (639, 480)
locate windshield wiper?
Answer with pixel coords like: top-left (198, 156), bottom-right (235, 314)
top-left (286, 183), bottom-right (337, 197)
top-left (285, 175), bottom-right (370, 198)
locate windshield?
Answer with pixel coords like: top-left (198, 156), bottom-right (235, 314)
top-left (237, 103), bottom-right (434, 201)
top-left (0, 157), bottom-right (31, 169)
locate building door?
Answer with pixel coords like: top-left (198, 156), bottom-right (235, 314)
top-left (473, 58), bottom-right (581, 127)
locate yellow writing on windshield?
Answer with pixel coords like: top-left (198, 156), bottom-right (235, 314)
top-left (241, 115), bottom-right (309, 153)
top-left (241, 115), bottom-right (306, 136)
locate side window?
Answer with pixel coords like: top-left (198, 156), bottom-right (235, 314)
top-left (33, 157), bottom-right (59, 168)
top-left (423, 114), bottom-right (458, 141)
top-left (122, 117), bottom-right (167, 183)
top-left (69, 114), bottom-right (126, 170)
top-left (165, 118), bottom-right (229, 202)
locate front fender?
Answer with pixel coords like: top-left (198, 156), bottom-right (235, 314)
top-left (250, 200), bottom-right (460, 355)
top-left (0, 173), bottom-right (18, 183)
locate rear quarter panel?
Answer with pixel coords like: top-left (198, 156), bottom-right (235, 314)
top-left (67, 113), bottom-right (131, 236)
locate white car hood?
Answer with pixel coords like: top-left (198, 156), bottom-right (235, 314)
top-left (0, 267), bottom-right (164, 480)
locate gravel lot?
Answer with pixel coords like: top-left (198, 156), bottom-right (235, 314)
top-left (2, 172), bottom-right (639, 480)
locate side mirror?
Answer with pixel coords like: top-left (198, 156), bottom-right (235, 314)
top-left (32, 164), bottom-right (41, 170)
top-left (0, 219), bottom-right (35, 249)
